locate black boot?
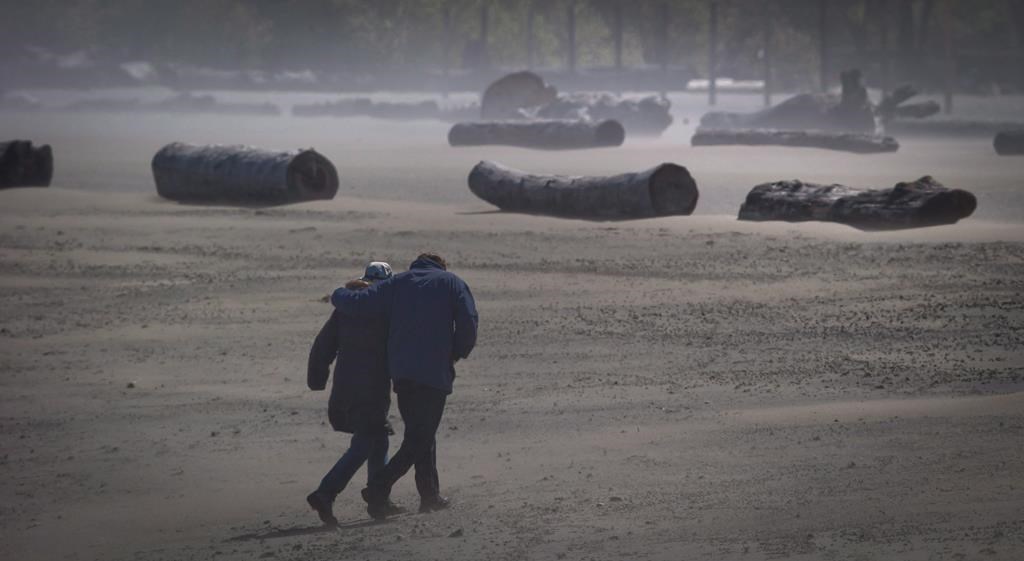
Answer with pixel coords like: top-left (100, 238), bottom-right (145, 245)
top-left (419, 495), bottom-right (451, 513)
top-left (306, 491), bottom-right (338, 527)
top-left (361, 487), bottom-right (405, 520)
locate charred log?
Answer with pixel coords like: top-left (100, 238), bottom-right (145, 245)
top-left (738, 176), bottom-right (976, 230)
top-left (449, 119), bottom-right (625, 150)
top-left (0, 140), bottom-right (53, 189)
top-left (466, 160), bottom-right (698, 220)
top-left (994, 131), bottom-right (1024, 155)
top-left (691, 128), bottom-right (898, 154)
top-left (152, 143), bottom-right (338, 205)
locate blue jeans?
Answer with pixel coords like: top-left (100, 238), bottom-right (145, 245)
top-left (318, 432), bottom-right (389, 501)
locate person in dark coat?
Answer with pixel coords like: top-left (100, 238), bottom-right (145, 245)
top-left (305, 262), bottom-right (402, 527)
top-left (330, 253), bottom-right (478, 519)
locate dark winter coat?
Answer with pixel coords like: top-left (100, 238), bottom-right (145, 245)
top-left (307, 309), bottom-right (392, 435)
top-left (330, 257), bottom-right (478, 394)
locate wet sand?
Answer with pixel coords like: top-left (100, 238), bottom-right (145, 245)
top-left (1, 102), bottom-right (1023, 560)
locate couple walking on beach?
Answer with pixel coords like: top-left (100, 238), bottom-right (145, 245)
top-left (305, 253), bottom-right (478, 525)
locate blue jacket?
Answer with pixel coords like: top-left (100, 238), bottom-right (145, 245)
top-left (331, 257), bottom-right (478, 394)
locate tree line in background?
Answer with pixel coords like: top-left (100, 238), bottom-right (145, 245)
top-left (2, 0), bottom-right (1022, 92)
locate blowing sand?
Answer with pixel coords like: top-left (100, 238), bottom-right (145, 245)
top-left (1, 100), bottom-right (1023, 560)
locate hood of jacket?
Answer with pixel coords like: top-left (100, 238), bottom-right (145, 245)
top-left (410, 256), bottom-right (445, 272)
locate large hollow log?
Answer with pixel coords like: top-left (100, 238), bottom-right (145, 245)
top-left (691, 128), bottom-right (898, 154)
top-left (0, 140), bottom-right (53, 189)
top-left (738, 176), bottom-right (976, 230)
top-left (151, 143), bottom-right (339, 205)
top-left (467, 160), bottom-right (698, 220)
top-left (449, 119), bottom-right (625, 150)
top-left (994, 131), bottom-right (1024, 155)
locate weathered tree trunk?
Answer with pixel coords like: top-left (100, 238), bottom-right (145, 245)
top-left (467, 160), bottom-right (698, 219)
top-left (994, 131), bottom-right (1024, 155)
top-left (0, 140), bottom-right (53, 189)
top-left (152, 143), bottom-right (339, 205)
top-left (449, 119), bottom-right (625, 149)
top-left (691, 128), bottom-right (898, 154)
top-left (738, 176), bottom-right (976, 230)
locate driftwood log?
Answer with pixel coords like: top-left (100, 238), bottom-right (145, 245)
top-left (994, 131), bottom-right (1024, 155)
top-left (691, 128), bottom-right (898, 154)
top-left (479, 71), bottom-right (672, 136)
top-left (1, 140), bottom-right (53, 189)
top-left (467, 160), bottom-right (698, 220)
top-left (738, 176), bottom-right (976, 230)
top-left (449, 119), bottom-right (625, 149)
top-left (152, 142), bottom-right (339, 204)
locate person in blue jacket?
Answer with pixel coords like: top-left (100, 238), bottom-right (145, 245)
top-left (306, 262), bottom-right (403, 527)
top-left (330, 252), bottom-right (478, 519)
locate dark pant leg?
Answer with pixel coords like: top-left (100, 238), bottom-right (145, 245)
top-left (318, 432), bottom-right (380, 500)
top-left (413, 438), bottom-right (440, 499)
top-left (366, 384), bottom-right (446, 501)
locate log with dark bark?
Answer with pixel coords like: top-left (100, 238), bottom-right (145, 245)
top-left (0, 140), bottom-right (53, 189)
top-left (466, 160), bottom-right (698, 220)
top-left (152, 143), bottom-right (339, 205)
top-left (738, 176), bottom-right (976, 230)
top-left (691, 128), bottom-right (898, 154)
top-left (449, 119), bottom-right (625, 150)
top-left (993, 131), bottom-right (1024, 156)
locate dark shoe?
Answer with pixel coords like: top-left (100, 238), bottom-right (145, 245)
top-left (419, 495), bottom-right (451, 513)
top-left (306, 491), bottom-right (338, 527)
top-left (362, 487), bottom-right (405, 520)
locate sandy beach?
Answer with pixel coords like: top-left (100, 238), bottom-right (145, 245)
top-left (1, 101), bottom-right (1023, 560)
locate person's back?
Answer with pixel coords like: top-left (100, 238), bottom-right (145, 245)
top-left (331, 254), bottom-right (478, 394)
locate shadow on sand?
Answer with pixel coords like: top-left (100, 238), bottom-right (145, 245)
top-left (227, 518), bottom-right (383, 542)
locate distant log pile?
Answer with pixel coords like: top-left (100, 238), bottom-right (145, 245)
top-left (479, 71), bottom-right (672, 137)
top-left (1, 140), bottom-right (53, 189)
top-left (738, 176), bottom-right (976, 230)
top-left (691, 128), bottom-right (898, 154)
top-left (293, 98), bottom-right (441, 120)
top-left (65, 93), bottom-right (280, 116)
top-left (152, 142), bottom-right (338, 205)
top-left (467, 160), bottom-right (698, 220)
top-left (994, 131), bottom-right (1024, 155)
top-left (449, 119), bottom-right (625, 150)
top-left (701, 69), bottom-right (944, 135)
